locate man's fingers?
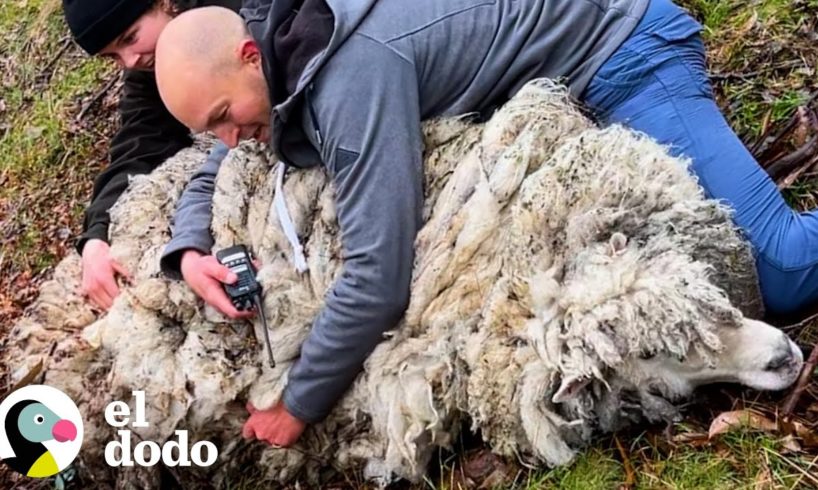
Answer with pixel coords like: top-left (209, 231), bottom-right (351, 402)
top-left (111, 260), bottom-right (132, 282)
top-left (187, 261), bottom-right (254, 319)
top-left (98, 270), bottom-right (120, 300)
top-left (264, 437), bottom-right (282, 448)
top-left (86, 274), bottom-right (117, 310)
top-left (85, 291), bottom-right (101, 309)
top-left (204, 260), bottom-right (238, 284)
top-left (242, 420), bottom-right (256, 440)
top-left (89, 290), bottom-right (113, 311)
top-left (203, 288), bottom-right (251, 319)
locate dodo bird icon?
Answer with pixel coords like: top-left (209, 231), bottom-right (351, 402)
top-left (3, 399), bottom-right (77, 477)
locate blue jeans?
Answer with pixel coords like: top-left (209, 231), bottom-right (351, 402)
top-left (582, 0), bottom-right (818, 315)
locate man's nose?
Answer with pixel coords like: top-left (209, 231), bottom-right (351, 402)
top-left (122, 52), bottom-right (142, 70)
top-left (215, 125), bottom-right (240, 148)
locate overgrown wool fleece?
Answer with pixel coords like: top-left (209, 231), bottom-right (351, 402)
top-left (2, 81), bottom-right (762, 487)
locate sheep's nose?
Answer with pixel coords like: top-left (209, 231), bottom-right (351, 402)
top-left (766, 335), bottom-right (803, 371)
top-left (765, 352), bottom-right (792, 371)
top-left (52, 419), bottom-right (77, 442)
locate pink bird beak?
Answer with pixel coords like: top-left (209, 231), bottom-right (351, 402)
top-left (52, 419), bottom-right (77, 442)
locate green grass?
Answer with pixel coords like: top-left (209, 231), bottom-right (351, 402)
top-left (522, 447), bottom-right (624, 490)
top-left (496, 429), bottom-right (812, 490)
top-left (679, 0), bottom-right (817, 140)
top-left (0, 0), bottom-right (114, 282)
top-left (682, 0), bottom-right (737, 33)
top-left (640, 450), bottom-right (737, 489)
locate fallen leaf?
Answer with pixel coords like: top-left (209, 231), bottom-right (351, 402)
top-left (479, 469), bottom-right (509, 490)
top-left (739, 10), bottom-right (759, 37)
top-left (462, 448), bottom-right (513, 489)
top-left (672, 431), bottom-right (709, 444)
top-left (793, 421), bottom-right (818, 448)
top-left (794, 107), bottom-right (811, 147)
top-left (24, 125), bottom-right (44, 139)
top-left (708, 410), bottom-right (777, 439)
top-left (780, 434), bottom-right (802, 454)
top-left (8, 359), bottom-right (43, 393)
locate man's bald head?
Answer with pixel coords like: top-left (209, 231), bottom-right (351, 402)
top-left (155, 6), bottom-right (272, 147)
top-left (156, 7), bottom-right (250, 77)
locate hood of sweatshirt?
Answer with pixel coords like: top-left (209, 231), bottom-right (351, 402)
top-left (241, 0), bottom-right (377, 165)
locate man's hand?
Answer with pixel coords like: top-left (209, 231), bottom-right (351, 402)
top-left (242, 401), bottom-right (306, 447)
top-left (180, 249), bottom-right (255, 319)
top-left (81, 239), bottom-right (131, 310)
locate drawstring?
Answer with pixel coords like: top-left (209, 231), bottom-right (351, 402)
top-left (274, 162), bottom-right (309, 273)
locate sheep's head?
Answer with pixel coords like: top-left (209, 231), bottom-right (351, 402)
top-left (622, 318), bottom-right (803, 400)
top-left (552, 318), bottom-right (804, 407)
top-left (543, 318), bottom-right (803, 443)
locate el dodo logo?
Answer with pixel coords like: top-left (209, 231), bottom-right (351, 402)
top-left (104, 390), bottom-right (218, 467)
top-left (0, 385), bottom-right (82, 478)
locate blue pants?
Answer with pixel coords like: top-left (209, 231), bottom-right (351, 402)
top-left (581, 0), bottom-right (818, 315)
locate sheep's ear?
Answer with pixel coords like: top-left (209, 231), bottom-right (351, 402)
top-left (552, 374), bottom-right (590, 404)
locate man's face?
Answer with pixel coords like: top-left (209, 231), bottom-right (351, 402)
top-left (196, 66), bottom-right (272, 148)
top-left (98, 8), bottom-right (172, 70)
top-left (157, 36), bottom-right (272, 148)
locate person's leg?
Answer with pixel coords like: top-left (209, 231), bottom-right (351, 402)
top-left (582, 0), bottom-right (818, 314)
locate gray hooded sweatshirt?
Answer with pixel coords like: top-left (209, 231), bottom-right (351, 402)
top-left (162, 0), bottom-right (649, 423)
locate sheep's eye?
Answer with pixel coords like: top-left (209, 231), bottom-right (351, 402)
top-left (33, 414), bottom-right (45, 425)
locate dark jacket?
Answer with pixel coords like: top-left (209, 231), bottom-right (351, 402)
top-left (165, 0), bottom-right (651, 423)
top-left (75, 0), bottom-right (243, 254)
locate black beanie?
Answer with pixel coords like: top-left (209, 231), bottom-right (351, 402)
top-left (63, 0), bottom-right (155, 55)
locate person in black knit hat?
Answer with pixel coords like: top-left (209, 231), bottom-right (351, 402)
top-left (61, 0), bottom-right (244, 311)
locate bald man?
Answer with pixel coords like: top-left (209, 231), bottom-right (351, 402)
top-left (156, 0), bottom-right (818, 448)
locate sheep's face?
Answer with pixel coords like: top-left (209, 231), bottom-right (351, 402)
top-left (625, 319), bottom-right (803, 400)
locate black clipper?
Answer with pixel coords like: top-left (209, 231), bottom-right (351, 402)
top-left (216, 245), bottom-right (275, 367)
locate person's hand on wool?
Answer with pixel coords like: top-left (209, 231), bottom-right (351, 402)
top-left (81, 238), bottom-right (131, 310)
top-left (180, 249), bottom-right (256, 320)
top-left (242, 401), bottom-right (306, 447)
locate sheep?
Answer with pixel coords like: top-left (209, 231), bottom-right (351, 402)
top-left (1, 80), bottom-right (802, 488)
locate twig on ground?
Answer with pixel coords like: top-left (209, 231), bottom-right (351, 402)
top-left (752, 110), bottom-right (799, 157)
top-left (778, 154), bottom-right (818, 189)
top-left (38, 36), bottom-right (71, 81)
top-left (76, 73), bottom-right (120, 121)
top-left (752, 92), bottom-right (818, 158)
top-left (762, 446), bottom-right (818, 487)
top-left (788, 454), bottom-right (818, 490)
top-left (614, 435), bottom-right (636, 489)
top-left (766, 134), bottom-right (818, 182)
top-left (782, 342), bottom-right (818, 417)
top-left (711, 60), bottom-right (806, 82)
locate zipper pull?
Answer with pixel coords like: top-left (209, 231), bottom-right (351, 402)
top-left (307, 83), bottom-right (324, 147)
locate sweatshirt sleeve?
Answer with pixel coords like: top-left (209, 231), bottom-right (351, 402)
top-left (76, 69), bottom-right (192, 254)
top-left (160, 142), bottom-right (229, 279)
top-left (282, 35), bottom-right (424, 423)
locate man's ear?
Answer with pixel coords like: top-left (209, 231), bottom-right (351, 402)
top-left (238, 38), bottom-right (261, 67)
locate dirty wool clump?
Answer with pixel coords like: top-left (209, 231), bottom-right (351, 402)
top-left (2, 80), bottom-right (764, 487)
